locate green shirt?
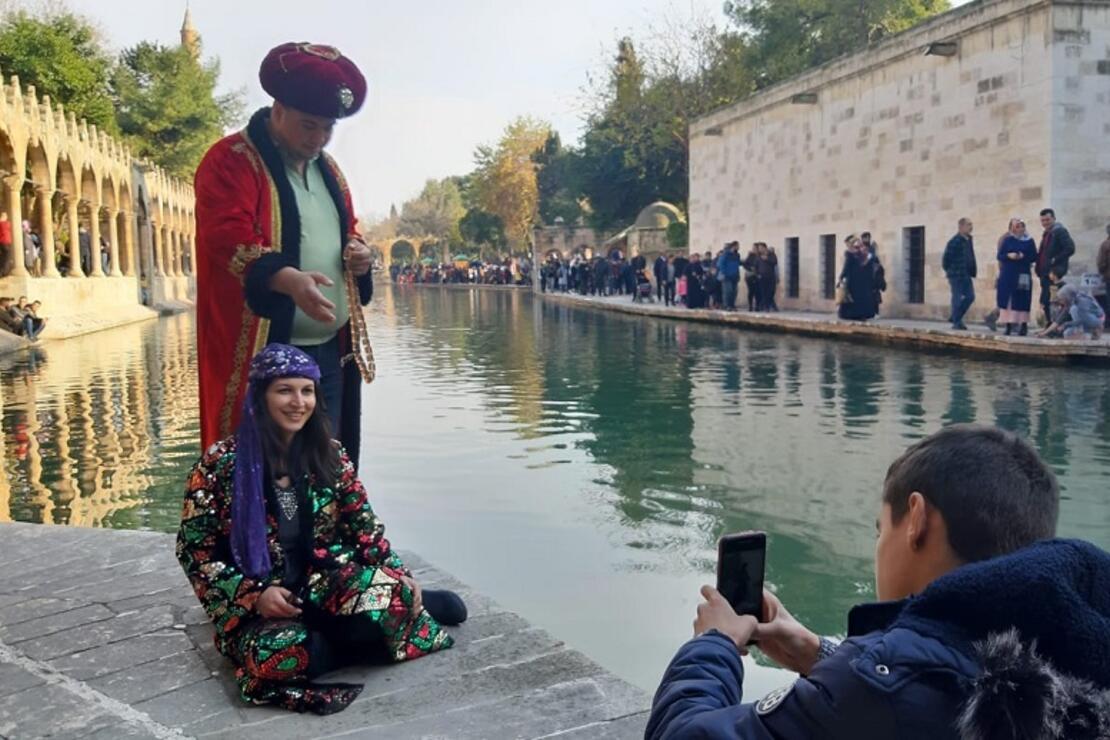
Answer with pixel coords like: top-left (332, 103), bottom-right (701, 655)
top-left (286, 159), bottom-right (349, 346)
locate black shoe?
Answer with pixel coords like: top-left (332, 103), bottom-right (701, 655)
top-left (1004, 324), bottom-right (1013, 336)
top-left (422, 589), bottom-right (467, 625)
top-left (953, 323), bottom-right (968, 331)
top-left (1019, 323), bottom-right (1028, 336)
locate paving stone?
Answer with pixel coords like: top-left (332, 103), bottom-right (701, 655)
top-left (0, 664), bottom-right (44, 698)
top-left (0, 604), bottom-right (116, 644)
top-left (0, 682), bottom-right (119, 740)
top-left (49, 631), bottom-right (194, 682)
top-left (544, 711), bottom-right (651, 739)
top-left (79, 721), bottom-right (162, 739)
top-left (20, 605), bottom-right (176, 662)
top-left (0, 597), bottom-right (88, 628)
top-left (87, 647), bottom-right (214, 705)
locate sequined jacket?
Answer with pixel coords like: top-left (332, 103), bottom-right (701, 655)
top-left (175, 438), bottom-right (408, 655)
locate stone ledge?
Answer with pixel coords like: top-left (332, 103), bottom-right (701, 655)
top-left (538, 292), bottom-right (1110, 365)
top-left (0, 523), bottom-right (649, 740)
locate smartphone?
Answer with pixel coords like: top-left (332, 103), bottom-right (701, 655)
top-left (716, 531), bottom-right (767, 619)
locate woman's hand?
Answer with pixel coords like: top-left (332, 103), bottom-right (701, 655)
top-left (257, 586), bottom-right (302, 619)
top-left (400, 575), bottom-right (423, 615)
top-left (1008, 252), bottom-right (1021, 260)
top-left (752, 589), bottom-right (821, 675)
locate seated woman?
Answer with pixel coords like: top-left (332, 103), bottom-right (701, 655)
top-left (177, 344), bottom-right (464, 715)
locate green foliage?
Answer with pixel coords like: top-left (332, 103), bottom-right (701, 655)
top-left (470, 117), bottom-right (550, 248)
top-left (667, 221), bottom-right (688, 249)
top-left (458, 207), bottom-right (506, 250)
top-left (725, 0), bottom-right (950, 88)
top-left (398, 177), bottom-right (466, 244)
top-left (112, 42), bottom-right (243, 178)
top-left (0, 10), bottom-right (117, 132)
top-left (533, 132), bottom-right (583, 225)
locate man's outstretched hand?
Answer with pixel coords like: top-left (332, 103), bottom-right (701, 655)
top-left (270, 267), bottom-right (336, 323)
top-left (693, 585), bottom-right (758, 650)
top-left (752, 588), bottom-right (822, 675)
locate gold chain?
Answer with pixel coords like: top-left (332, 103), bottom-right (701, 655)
top-left (341, 269), bottom-right (376, 383)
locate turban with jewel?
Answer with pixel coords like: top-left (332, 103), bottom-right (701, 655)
top-left (231, 344), bottom-right (321, 580)
top-left (259, 42), bottom-right (367, 119)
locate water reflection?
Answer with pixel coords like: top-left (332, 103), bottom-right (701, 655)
top-left (0, 314), bottom-right (198, 531)
top-left (2, 290), bottom-right (1109, 695)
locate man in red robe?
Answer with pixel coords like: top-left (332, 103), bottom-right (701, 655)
top-left (195, 42), bottom-right (376, 467)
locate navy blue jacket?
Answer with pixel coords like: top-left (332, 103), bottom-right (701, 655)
top-left (646, 539), bottom-right (1110, 739)
top-left (717, 251), bottom-right (741, 280)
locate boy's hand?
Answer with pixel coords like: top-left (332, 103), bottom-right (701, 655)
top-left (694, 586), bottom-right (758, 650)
top-left (752, 589), bottom-right (822, 675)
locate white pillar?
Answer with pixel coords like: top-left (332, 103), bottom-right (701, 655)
top-left (36, 187), bottom-right (60, 278)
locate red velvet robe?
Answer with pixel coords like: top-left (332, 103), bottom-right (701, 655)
top-left (194, 108), bottom-right (372, 459)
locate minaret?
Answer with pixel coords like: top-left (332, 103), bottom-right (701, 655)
top-left (181, 5), bottom-right (200, 61)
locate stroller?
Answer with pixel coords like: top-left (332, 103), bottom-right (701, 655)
top-left (633, 270), bottom-right (655, 303)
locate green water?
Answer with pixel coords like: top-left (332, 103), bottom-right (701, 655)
top-left (3, 286), bottom-right (1108, 696)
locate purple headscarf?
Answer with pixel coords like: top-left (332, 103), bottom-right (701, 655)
top-left (231, 343), bottom-right (322, 580)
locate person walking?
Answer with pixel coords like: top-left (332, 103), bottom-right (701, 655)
top-left (742, 245), bottom-right (760, 311)
top-left (653, 254), bottom-right (667, 302)
top-left (194, 42), bottom-right (375, 469)
top-left (942, 217), bottom-right (977, 330)
top-left (663, 255), bottom-right (676, 306)
top-left (22, 222), bottom-right (40, 277)
top-left (1097, 223), bottom-right (1110, 327)
top-left (0, 212), bottom-right (12, 277)
top-left (837, 237), bottom-right (885, 321)
top-left (756, 243), bottom-right (778, 311)
top-left (1035, 208), bottom-right (1075, 325)
top-left (716, 242), bottom-right (741, 310)
top-left (996, 218), bottom-right (1038, 336)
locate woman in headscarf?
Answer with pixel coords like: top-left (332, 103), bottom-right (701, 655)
top-left (177, 344), bottom-right (462, 715)
top-left (837, 236), bottom-right (886, 321)
top-left (996, 217), bottom-right (1038, 336)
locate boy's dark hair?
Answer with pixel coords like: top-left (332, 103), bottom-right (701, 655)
top-left (883, 424), bottom-right (1059, 563)
top-left (1040, 208), bottom-right (1056, 219)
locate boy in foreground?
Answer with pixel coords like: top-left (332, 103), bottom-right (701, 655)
top-left (647, 425), bottom-right (1110, 739)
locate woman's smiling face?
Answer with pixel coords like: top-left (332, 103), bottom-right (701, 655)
top-left (265, 377), bottom-right (317, 441)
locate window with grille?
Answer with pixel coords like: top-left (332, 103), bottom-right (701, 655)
top-left (904, 226), bottom-right (926, 304)
top-left (785, 237), bottom-right (800, 298)
top-left (821, 234), bottom-right (837, 300)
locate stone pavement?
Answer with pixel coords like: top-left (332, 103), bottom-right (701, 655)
top-left (0, 523), bottom-right (650, 739)
top-left (539, 292), bottom-right (1110, 364)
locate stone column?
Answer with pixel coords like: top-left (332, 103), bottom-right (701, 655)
top-left (106, 208), bottom-right (122, 277)
top-left (122, 212), bottom-right (136, 277)
top-left (64, 196), bottom-right (80, 277)
top-left (87, 202), bottom-right (104, 277)
top-left (173, 231), bottom-right (184, 275)
top-left (4, 176), bottom-right (27, 278)
top-left (151, 222), bottom-right (163, 276)
top-left (35, 187), bottom-right (60, 278)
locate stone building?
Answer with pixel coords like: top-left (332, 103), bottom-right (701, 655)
top-left (0, 16), bottom-right (197, 338)
top-left (689, 0), bottom-right (1110, 319)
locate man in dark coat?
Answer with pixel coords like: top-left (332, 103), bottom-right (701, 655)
top-left (647, 425), bottom-right (1110, 740)
top-left (942, 217), bottom-right (977, 330)
top-left (1035, 208), bottom-right (1075, 323)
top-left (653, 254), bottom-right (667, 302)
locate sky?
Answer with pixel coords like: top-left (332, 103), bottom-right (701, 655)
top-left (57, 0), bottom-right (971, 219)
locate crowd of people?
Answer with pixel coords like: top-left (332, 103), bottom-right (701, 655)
top-left (944, 208), bottom-right (1107, 340)
top-left (0, 295), bottom-right (46, 340)
top-left (388, 258), bottom-right (532, 286)
top-left (0, 211), bottom-right (113, 278)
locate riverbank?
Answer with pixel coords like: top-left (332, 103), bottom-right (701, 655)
top-left (539, 292), bottom-right (1110, 364)
top-left (0, 523), bottom-right (649, 739)
top-left (397, 282), bottom-right (530, 291)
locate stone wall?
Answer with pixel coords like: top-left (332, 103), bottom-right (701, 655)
top-left (689, 0), bottom-right (1110, 319)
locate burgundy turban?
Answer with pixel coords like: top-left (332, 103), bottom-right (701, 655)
top-left (259, 42), bottom-right (367, 119)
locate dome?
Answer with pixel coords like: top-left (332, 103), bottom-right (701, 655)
top-left (633, 201), bottom-right (685, 230)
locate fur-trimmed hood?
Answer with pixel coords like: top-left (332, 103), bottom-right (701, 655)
top-left (960, 629), bottom-right (1110, 740)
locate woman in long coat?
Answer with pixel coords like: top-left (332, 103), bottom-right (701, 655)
top-left (996, 218), bottom-right (1038, 336)
top-left (178, 344), bottom-right (462, 715)
top-left (837, 238), bottom-right (886, 321)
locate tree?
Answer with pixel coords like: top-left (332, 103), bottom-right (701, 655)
top-left (0, 9), bottom-right (117, 132)
top-left (533, 132), bottom-right (584, 225)
top-left (470, 117), bottom-right (550, 250)
top-left (458, 207), bottom-right (506, 252)
top-left (111, 42), bottom-right (242, 177)
top-left (726, 0), bottom-right (949, 88)
top-left (398, 177), bottom-right (465, 244)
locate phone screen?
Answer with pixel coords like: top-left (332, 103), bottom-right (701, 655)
top-left (717, 534), bottom-right (766, 618)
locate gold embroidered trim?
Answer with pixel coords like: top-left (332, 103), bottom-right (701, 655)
top-left (231, 135), bottom-right (264, 175)
top-left (228, 244), bottom-right (268, 284)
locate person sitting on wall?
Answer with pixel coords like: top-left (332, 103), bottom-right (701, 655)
top-left (646, 424), bottom-right (1110, 740)
top-left (177, 344), bottom-right (464, 715)
top-left (0, 297), bottom-right (23, 336)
